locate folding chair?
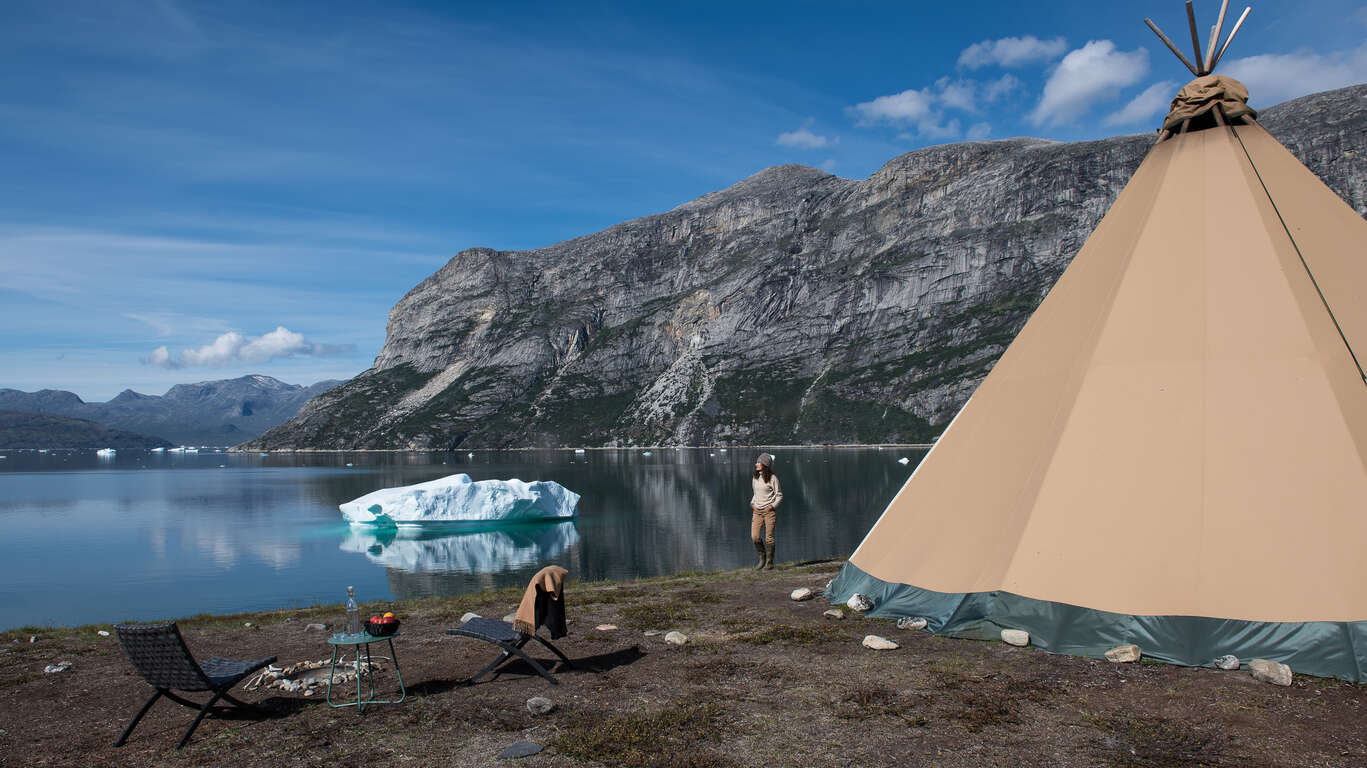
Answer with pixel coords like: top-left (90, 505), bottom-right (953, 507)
top-left (446, 575), bottom-right (575, 685)
top-left (114, 622), bottom-right (276, 749)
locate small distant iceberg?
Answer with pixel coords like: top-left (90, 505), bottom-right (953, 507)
top-left (339, 473), bottom-right (580, 528)
top-left (150, 447), bottom-right (165, 453)
top-left (95, 448), bottom-right (116, 457)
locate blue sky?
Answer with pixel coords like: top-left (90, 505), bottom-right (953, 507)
top-left (3, 0), bottom-right (1365, 400)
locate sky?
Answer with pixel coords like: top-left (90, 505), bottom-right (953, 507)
top-left (3, 0), bottom-right (1365, 401)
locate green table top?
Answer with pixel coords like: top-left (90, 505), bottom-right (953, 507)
top-left (328, 631), bottom-right (400, 646)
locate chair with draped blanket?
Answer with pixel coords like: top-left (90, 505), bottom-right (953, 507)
top-left (446, 565), bottom-right (575, 685)
top-left (113, 622), bottom-right (276, 749)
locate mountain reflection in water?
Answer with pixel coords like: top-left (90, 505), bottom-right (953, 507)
top-left (340, 522), bottom-right (580, 574)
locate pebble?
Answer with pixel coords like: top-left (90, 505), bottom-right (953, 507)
top-left (1105, 644), bottom-right (1141, 663)
top-left (498, 742), bottom-right (544, 760)
top-left (823, 609), bottom-right (846, 620)
top-left (1214, 654), bottom-right (1240, 670)
top-left (1001, 629), bottom-right (1030, 647)
top-left (595, 624), bottom-right (618, 632)
top-left (44, 663), bottom-right (71, 674)
top-left (846, 594), bottom-right (874, 612)
top-left (96, 630), bottom-right (110, 637)
top-left (304, 623), bottom-right (327, 632)
top-left (896, 617), bottom-right (928, 631)
top-left (862, 635), bottom-right (899, 651)
top-left (664, 631), bottom-right (688, 646)
top-left (790, 587), bottom-right (814, 601)
top-left (643, 630), bottom-right (663, 637)
top-left (1249, 658), bottom-right (1293, 686)
top-left (460, 612), bottom-right (483, 624)
top-left (526, 696), bottom-right (555, 715)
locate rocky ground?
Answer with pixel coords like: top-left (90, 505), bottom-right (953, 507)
top-left (4, 562), bottom-right (1365, 767)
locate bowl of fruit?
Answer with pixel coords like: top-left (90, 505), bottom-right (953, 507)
top-left (365, 611), bottom-right (400, 637)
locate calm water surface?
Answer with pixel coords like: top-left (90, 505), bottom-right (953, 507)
top-left (0, 447), bottom-right (924, 630)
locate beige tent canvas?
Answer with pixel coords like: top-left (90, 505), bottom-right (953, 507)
top-left (827, 6), bottom-right (1367, 681)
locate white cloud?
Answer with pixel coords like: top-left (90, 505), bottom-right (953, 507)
top-left (852, 88), bottom-right (936, 125)
top-left (1105, 81), bottom-right (1179, 126)
top-left (958, 35), bottom-right (1067, 70)
top-left (966, 122), bottom-right (992, 139)
top-left (935, 78), bottom-right (977, 111)
top-left (1030, 40), bottom-right (1149, 126)
top-left (145, 326), bottom-right (353, 368)
top-left (776, 119), bottom-right (830, 149)
top-left (982, 73), bottom-right (1022, 102)
top-left (1221, 42), bottom-right (1367, 106)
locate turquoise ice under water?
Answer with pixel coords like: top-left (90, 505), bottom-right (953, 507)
top-left (0, 447), bottom-right (922, 630)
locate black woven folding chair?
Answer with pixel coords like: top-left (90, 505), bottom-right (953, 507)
top-left (114, 622), bottom-right (276, 749)
top-left (446, 578), bottom-right (575, 685)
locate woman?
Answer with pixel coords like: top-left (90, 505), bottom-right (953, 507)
top-left (749, 452), bottom-right (783, 570)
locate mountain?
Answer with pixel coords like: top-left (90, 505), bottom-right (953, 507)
top-left (0, 411), bottom-right (173, 450)
top-left (250, 84), bottom-right (1367, 450)
top-left (0, 375), bottom-right (342, 446)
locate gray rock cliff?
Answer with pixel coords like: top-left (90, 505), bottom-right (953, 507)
top-left (251, 84), bottom-right (1367, 450)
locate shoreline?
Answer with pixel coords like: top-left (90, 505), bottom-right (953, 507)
top-left (230, 443), bottom-right (938, 453)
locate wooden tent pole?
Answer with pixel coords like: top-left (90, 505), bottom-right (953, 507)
top-left (1210, 7), bottom-right (1251, 71)
top-left (1205, 0), bottom-right (1231, 72)
top-left (1144, 18), bottom-right (1201, 76)
top-left (1185, 2), bottom-right (1207, 74)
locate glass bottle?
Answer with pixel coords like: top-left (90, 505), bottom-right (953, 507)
top-left (345, 586), bottom-right (360, 635)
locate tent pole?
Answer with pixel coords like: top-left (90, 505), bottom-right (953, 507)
top-left (1210, 7), bottom-right (1251, 71)
top-left (1178, 118), bottom-right (1192, 136)
top-left (1205, 0), bottom-right (1230, 72)
top-left (1144, 18), bottom-right (1200, 76)
top-left (1212, 103), bottom-right (1228, 127)
top-left (1185, 2), bottom-right (1206, 74)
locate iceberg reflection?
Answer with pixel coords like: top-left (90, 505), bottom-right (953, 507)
top-left (340, 521), bottom-right (580, 574)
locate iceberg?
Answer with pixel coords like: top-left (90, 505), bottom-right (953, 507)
top-left (96, 448), bottom-right (116, 457)
top-left (339, 473), bottom-right (580, 528)
top-left (340, 522), bottom-right (579, 573)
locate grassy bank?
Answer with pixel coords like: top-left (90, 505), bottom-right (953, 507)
top-left (3, 562), bottom-right (1364, 767)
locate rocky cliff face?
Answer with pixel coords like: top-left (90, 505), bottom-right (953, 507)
top-left (0, 375), bottom-right (341, 445)
top-left (252, 84), bottom-right (1367, 450)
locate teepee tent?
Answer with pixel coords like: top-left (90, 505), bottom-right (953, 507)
top-left (827, 2), bottom-right (1367, 681)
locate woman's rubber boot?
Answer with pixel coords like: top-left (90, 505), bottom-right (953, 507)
top-left (764, 542), bottom-right (776, 570)
top-left (753, 540), bottom-right (767, 570)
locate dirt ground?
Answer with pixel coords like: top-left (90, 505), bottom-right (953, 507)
top-left (3, 560), bottom-right (1365, 768)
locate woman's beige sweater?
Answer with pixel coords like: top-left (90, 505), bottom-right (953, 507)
top-left (750, 474), bottom-right (783, 510)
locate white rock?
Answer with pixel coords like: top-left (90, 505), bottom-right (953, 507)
top-left (896, 617), bottom-right (928, 631)
top-left (460, 612), bottom-right (483, 624)
top-left (823, 609), bottom-right (845, 620)
top-left (1249, 658), bottom-right (1293, 686)
top-left (1214, 654), bottom-right (1240, 670)
top-left (862, 635), bottom-right (899, 651)
top-left (96, 630), bottom-right (110, 637)
top-left (1105, 644), bottom-right (1141, 663)
top-left (338, 473), bottom-right (580, 526)
top-left (526, 696), bottom-right (555, 715)
top-left (790, 587), bottom-right (814, 601)
top-left (304, 623), bottom-right (327, 632)
top-left (643, 630), bottom-right (663, 637)
top-left (846, 594), bottom-right (874, 612)
top-left (503, 613), bottom-right (517, 624)
top-left (595, 624), bottom-right (618, 631)
top-left (243, 622), bottom-right (253, 628)
top-left (664, 631), bottom-right (688, 646)
top-left (44, 663), bottom-right (71, 673)
top-left (1001, 629), bottom-right (1030, 647)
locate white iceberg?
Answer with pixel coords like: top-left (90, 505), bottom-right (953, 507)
top-left (339, 473), bottom-right (579, 528)
top-left (96, 448), bottom-right (116, 456)
top-left (340, 522), bottom-right (580, 573)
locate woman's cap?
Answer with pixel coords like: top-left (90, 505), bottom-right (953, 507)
top-left (756, 453), bottom-right (773, 467)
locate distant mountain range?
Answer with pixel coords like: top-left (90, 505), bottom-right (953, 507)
top-left (0, 411), bottom-right (173, 450)
top-left (0, 375), bottom-right (342, 446)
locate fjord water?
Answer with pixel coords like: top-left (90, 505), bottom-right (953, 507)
top-left (0, 448), bottom-right (923, 630)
